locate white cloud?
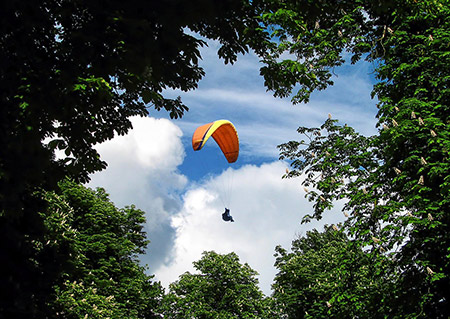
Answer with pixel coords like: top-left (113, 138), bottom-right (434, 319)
top-left (87, 116), bottom-right (187, 269)
top-left (86, 115), bottom-right (347, 295)
top-left (154, 161), bottom-right (345, 295)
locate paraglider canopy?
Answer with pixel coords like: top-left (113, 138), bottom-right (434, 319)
top-left (192, 120), bottom-right (239, 163)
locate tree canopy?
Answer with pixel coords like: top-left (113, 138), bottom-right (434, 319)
top-left (1, 2), bottom-right (270, 315)
top-left (275, 0), bottom-right (450, 316)
top-left (162, 251), bottom-right (275, 318)
top-left (0, 0), bottom-right (270, 214)
top-left (273, 225), bottom-right (396, 318)
top-left (1, 180), bottom-right (163, 318)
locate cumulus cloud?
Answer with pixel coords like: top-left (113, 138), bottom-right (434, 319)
top-left (87, 115), bottom-right (346, 295)
top-left (88, 116), bottom-right (187, 270)
top-left (154, 161), bottom-right (345, 295)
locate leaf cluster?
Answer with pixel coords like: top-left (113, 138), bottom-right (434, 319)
top-left (272, 226), bottom-right (396, 318)
top-left (162, 251), bottom-right (274, 318)
top-left (48, 180), bottom-right (163, 319)
top-left (0, 0), bottom-right (271, 215)
top-left (1, 180), bottom-right (163, 318)
top-left (275, 1), bottom-right (450, 316)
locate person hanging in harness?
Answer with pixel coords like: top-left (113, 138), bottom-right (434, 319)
top-left (222, 208), bottom-right (234, 222)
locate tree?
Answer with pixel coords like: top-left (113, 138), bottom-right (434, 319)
top-left (0, 186), bottom-right (75, 318)
top-left (269, 0), bottom-right (450, 316)
top-left (52, 180), bottom-right (163, 318)
top-left (0, 0), bottom-right (271, 214)
top-left (162, 251), bottom-right (275, 318)
top-left (1, 180), bottom-right (163, 318)
top-left (272, 225), bottom-right (395, 319)
top-left (1, 2), bottom-right (270, 317)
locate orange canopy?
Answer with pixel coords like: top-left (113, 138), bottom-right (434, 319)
top-left (192, 120), bottom-right (239, 163)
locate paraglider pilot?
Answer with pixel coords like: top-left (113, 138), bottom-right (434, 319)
top-left (222, 208), bottom-right (234, 222)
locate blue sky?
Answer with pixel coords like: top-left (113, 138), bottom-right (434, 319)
top-left (88, 39), bottom-right (379, 295)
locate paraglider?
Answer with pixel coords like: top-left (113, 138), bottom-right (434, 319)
top-left (192, 120), bottom-right (239, 163)
top-left (192, 120), bottom-right (239, 222)
top-left (222, 208), bottom-right (234, 222)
